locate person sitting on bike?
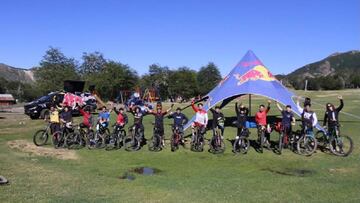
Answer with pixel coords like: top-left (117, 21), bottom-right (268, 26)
top-left (191, 100), bottom-right (208, 143)
top-left (255, 100), bottom-right (271, 145)
top-left (60, 105), bottom-right (73, 132)
top-left (97, 106), bottom-right (111, 130)
top-left (235, 101), bottom-right (249, 137)
top-left (275, 102), bottom-right (296, 141)
top-left (209, 106), bottom-right (225, 139)
top-left (296, 98), bottom-right (318, 132)
top-left (147, 104), bottom-right (174, 146)
top-left (49, 105), bottom-right (60, 134)
top-left (323, 95), bottom-right (343, 136)
top-left (113, 107), bottom-right (128, 128)
top-left (76, 103), bottom-right (93, 131)
top-left (168, 107), bottom-right (188, 144)
top-left (128, 106), bottom-right (147, 140)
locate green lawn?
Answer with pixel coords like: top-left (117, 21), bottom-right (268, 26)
top-left (1, 90), bottom-right (360, 202)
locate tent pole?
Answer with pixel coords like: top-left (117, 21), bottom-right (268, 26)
top-left (249, 94), bottom-right (252, 117)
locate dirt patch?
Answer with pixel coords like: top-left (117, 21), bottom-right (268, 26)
top-left (329, 168), bottom-right (355, 174)
top-left (7, 140), bottom-right (78, 160)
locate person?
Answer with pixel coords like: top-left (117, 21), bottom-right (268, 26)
top-left (275, 102), bottom-right (296, 141)
top-left (113, 107), bottom-right (128, 128)
top-left (48, 105), bottom-right (60, 134)
top-left (296, 97), bottom-right (318, 133)
top-left (128, 106), bottom-right (147, 140)
top-left (147, 104), bottom-right (174, 146)
top-left (60, 105), bottom-right (73, 133)
top-left (168, 107), bottom-right (189, 144)
top-left (255, 100), bottom-right (271, 145)
top-left (209, 106), bottom-right (225, 138)
top-left (76, 104), bottom-right (93, 130)
top-left (235, 101), bottom-right (249, 136)
top-left (97, 106), bottom-right (111, 131)
top-left (323, 95), bottom-right (344, 136)
top-left (191, 100), bottom-right (208, 143)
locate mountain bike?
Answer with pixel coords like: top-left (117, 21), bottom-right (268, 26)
top-left (297, 125), bottom-right (317, 156)
top-left (105, 124), bottom-right (127, 150)
top-left (233, 127), bottom-right (250, 154)
top-left (257, 125), bottom-right (270, 153)
top-left (191, 124), bottom-right (205, 152)
top-left (148, 124), bottom-right (163, 152)
top-left (33, 122), bottom-right (52, 146)
top-left (124, 125), bottom-right (142, 151)
top-left (88, 122), bottom-right (109, 149)
top-left (316, 125), bottom-right (353, 157)
top-left (170, 125), bottom-right (183, 152)
top-left (277, 124), bottom-right (294, 154)
top-left (209, 125), bottom-right (225, 154)
top-left (52, 122), bottom-right (74, 149)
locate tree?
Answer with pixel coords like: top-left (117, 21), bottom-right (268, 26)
top-left (196, 62), bottom-right (222, 95)
top-left (34, 47), bottom-right (79, 94)
top-left (79, 52), bottom-right (106, 76)
top-left (140, 64), bottom-right (171, 100)
top-left (87, 61), bottom-right (139, 100)
top-left (168, 67), bottom-right (198, 100)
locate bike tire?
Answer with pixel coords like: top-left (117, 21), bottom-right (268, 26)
top-left (297, 135), bottom-right (317, 156)
top-left (148, 135), bottom-right (162, 152)
top-left (278, 133), bottom-right (283, 154)
top-left (239, 137), bottom-right (250, 154)
top-left (329, 135), bottom-right (353, 157)
top-left (33, 129), bottom-right (49, 146)
top-left (52, 131), bottom-right (64, 149)
top-left (124, 135), bottom-right (141, 151)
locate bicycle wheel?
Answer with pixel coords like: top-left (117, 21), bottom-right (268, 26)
top-left (329, 135), bottom-right (353, 157)
top-left (196, 134), bottom-right (204, 152)
top-left (297, 135), bottom-right (317, 156)
top-left (65, 132), bottom-right (80, 149)
top-left (170, 134), bottom-right (179, 152)
top-left (315, 131), bottom-right (327, 149)
top-left (105, 133), bottom-right (116, 150)
top-left (33, 129), bottom-right (49, 146)
top-left (124, 135), bottom-right (140, 151)
top-left (116, 130), bottom-right (126, 148)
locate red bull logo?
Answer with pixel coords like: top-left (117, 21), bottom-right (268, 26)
top-left (233, 65), bottom-right (275, 85)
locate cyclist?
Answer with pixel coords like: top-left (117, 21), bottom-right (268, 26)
top-left (296, 97), bottom-right (318, 132)
top-left (168, 107), bottom-right (188, 144)
top-left (323, 95), bottom-right (344, 136)
top-left (255, 100), bottom-right (271, 146)
top-left (97, 106), bottom-right (111, 131)
top-left (275, 102), bottom-right (296, 142)
top-left (113, 107), bottom-right (128, 127)
top-left (209, 106), bottom-right (225, 139)
top-left (235, 101), bottom-right (249, 136)
top-left (128, 106), bottom-right (147, 140)
top-left (76, 104), bottom-right (93, 131)
top-left (191, 100), bottom-right (208, 144)
top-left (59, 105), bottom-right (73, 136)
top-left (147, 104), bottom-right (174, 146)
top-left (49, 105), bottom-right (60, 134)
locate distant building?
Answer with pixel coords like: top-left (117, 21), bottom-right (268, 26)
top-left (0, 94), bottom-right (16, 106)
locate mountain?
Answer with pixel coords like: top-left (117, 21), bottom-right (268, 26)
top-left (0, 63), bottom-right (35, 83)
top-left (283, 50), bottom-right (360, 89)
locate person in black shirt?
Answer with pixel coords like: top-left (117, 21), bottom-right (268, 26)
top-left (276, 102), bottom-right (296, 140)
top-left (235, 102), bottom-right (249, 136)
top-left (210, 106), bottom-right (225, 137)
top-left (147, 104), bottom-right (173, 146)
top-left (128, 106), bottom-right (147, 139)
top-left (323, 95), bottom-right (344, 136)
top-left (168, 107), bottom-right (188, 143)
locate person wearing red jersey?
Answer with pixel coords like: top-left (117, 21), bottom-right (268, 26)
top-left (75, 103), bottom-right (93, 131)
top-left (255, 100), bottom-right (271, 145)
top-left (113, 107), bottom-right (128, 127)
top-left (191, 100), bottom-right (208, 143)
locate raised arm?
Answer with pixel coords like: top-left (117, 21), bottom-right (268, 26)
top-left (266, 100), bottom-right (271, 113)
top-left (296, 97), bottom-right (303, 113)
top-left (191, 101), bottom-right (198, 112)
top-left (113, 107), bottom-right (120, 115)
top-left (235, 102), bottom-right (239, 115)
top-left (337, 96), bottom-right (344, 112)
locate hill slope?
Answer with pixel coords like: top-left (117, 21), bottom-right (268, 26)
top-left (284, 50), bottom-right (360, 89)
top-left (0, 63), bottom-right (35, 83)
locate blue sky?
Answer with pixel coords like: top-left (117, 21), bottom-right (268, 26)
top-left (0, 0), bottom-right (359, 76)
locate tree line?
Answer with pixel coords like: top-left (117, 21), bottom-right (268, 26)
top-left (1, 47), bottom-right (222, 102)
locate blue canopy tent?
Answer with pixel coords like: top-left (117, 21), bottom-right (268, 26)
top-left (184, 50), bottom-right (321, 130)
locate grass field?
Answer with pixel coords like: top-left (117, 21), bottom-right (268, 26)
top-left (1, 90), bottom-right (360, 203)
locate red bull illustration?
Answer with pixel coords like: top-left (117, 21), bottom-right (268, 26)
top-left (233, 65), bottom-right (275, 85)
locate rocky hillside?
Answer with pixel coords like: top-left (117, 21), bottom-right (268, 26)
top-left (284, 50), bottom-right (360, 89)
top-left (0, 63), bottom-right (35, 83)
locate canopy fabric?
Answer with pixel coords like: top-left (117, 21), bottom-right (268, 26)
top-left (184, 50), bottom-right (321, 130)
